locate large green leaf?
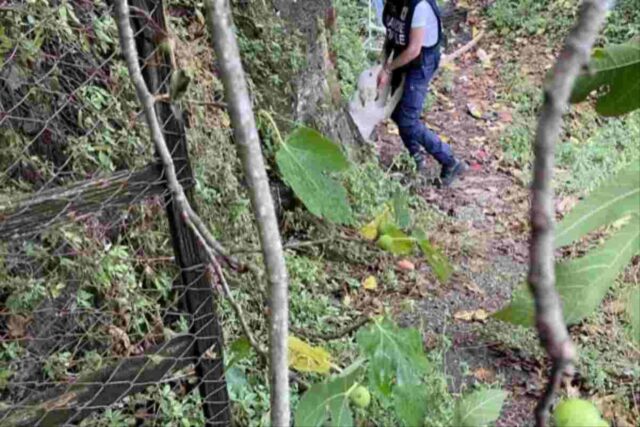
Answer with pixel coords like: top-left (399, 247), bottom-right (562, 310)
top-left (414, 229), bottom-right (453, 284)
top-left (495, 216), bottom-right (640, 326)
top-left (276, 126), bottom-right (353, 224)
top-left (570, 41), bottom-right (640, 116)
top-left (294, 365), bottom-right (362, 427)
top-left (392, 192), bottom-right (411, 229)
top-left (556, 162), bottom-right (640, 247)
top-left (627, 287), bottom-right (640, 344)
top-left (377, 223), bottom-right (414, 255)
top-left (356, 317), bottom-right (428, 396)
top-left (454, 389), bottom-right (507, 427)
top-left (393, 384), bottom-right (428, 427)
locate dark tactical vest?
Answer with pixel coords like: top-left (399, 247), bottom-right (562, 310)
top-left (383, 0), bottom-right (443, 69)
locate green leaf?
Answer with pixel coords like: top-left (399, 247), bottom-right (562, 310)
top-left (356, 317), bottom-right (428, 396)
top-left (570, 41), bottom-right (640, 116)
top-left (414, 229), bottom-right (453, 284)
top-left (392, 193), bottom-right (411, 229)
top-left (376, 223), bottom-right (414, 255)
top-left (226, 337), bottom-right (252, 369)
top-left (626, 287), bottom-right (640, 344)
top-left (393, 384), bottom-right (428, 427)
top-left (294, 366), bottom-right (361, 427)
top-left (454, 389), bottom-right (507, 427)
top-left (495, 216), bottom-right (640, 326)
top-left (276, 126), bottom-right (353, 224)
top-left (556, 162), bottom-right (640, 247)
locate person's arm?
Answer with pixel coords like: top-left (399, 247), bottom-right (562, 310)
top-left (377, 27), bottom-right (425, 88)
top-left (384, 26), bottom-right (425, 72)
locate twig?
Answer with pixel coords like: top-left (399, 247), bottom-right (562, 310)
top-left (291, 315), bottom-right (371, 342)
top-left (440, 30), bottom-right (485, 65)
top-left (230, 238), bottom-right (335, 255)
top-left (113, 0), bottom-right (265, 377)
top-left (528, 1), bottom-right (608, 425)
top-left (203, 1), bottom-right (291, 426)
top-left (184, 98), bottom-right (228, 108)
top-left (210, 258), bottom-right (268, 360)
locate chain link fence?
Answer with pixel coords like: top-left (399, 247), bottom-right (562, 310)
top-left (0, 0), bottom-right (231, 425)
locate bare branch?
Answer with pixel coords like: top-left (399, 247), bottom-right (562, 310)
top-left (440, 30), bottom-right (485, 65)
top-left (202, 1), bottom-right (291, 425)
top-left (210, 258), bottom-right (268, 360)
top-left (529, 1), bottom-right (609, 425)
top-left (291, 315), bottom-right (371, 342)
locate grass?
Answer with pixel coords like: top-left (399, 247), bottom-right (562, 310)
top-left (495, 54), bottom-right (640, 196)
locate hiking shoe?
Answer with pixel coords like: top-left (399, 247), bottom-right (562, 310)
top-left (439, 159), bottom-right (468, 187)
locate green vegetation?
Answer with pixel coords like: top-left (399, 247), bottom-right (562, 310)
top-left (1, 0), bottom-right (639, 425)
top-left (332, 0), bottom-right (370, 97)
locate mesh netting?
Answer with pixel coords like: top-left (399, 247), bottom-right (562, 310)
top-left (0, 0), bottom-right (231, 425)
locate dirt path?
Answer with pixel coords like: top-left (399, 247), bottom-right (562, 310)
top-left (375, 43), bottom-right (543, 425)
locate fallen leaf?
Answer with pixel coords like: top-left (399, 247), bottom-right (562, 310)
top-left (288, 336), bottom-right (331, 374)
top-left (7, 315), bottom-right (30, 339)
top-left (470, 162), bottom-right (483, 172)
top-left (108, 325), bottom-right (132, 356)
top-left (466, 102), bottom-right (484, 120)
top-left (397, 259), bottom-right (415, 271)
top-left (476, 48), bottom-right (492, 68)
top-left (342, 294), bottom-right (352, 306)
top-left (473, 367), bottom-right (496, 382)
top-left (363, 275), bottom-right (378, 290)
top-left (454, 309), bottom-right (489, 322)
top-left (463, 282), bottom-right (485, 295)
top-left (498, 110), bottom-right (513, 123)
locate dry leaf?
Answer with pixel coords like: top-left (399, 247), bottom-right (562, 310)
top-left (7, 315), bottom-right (30, 339)
top-left (108, 325), bottom-right (132, 356)
top-left (476, 48), bottom-right (492, 67)
top-left (473, 367), bottom-right (496, 382)
top-left (362, 275), bottom-right (378, 290)
top-left (342, 294), bottom-right (352, 307)
top-left (397, 259), bottom-right (415, 271)
top-left (454, 309), bottom-right (489, 322)
top-left (387, 123), bottom-right (399, 135)
top-left (466, 102), bottom-right (484, 119)
top-left (288, 336), bottom-right (331, 374)
top-left (463, 281), bottom-right (485, 295)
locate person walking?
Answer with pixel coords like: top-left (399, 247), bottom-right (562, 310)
top-left (377, 0), bottom-right (467, 187)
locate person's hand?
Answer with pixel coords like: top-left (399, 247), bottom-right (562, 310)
top-left (377, 65), bottom-right (391, 89)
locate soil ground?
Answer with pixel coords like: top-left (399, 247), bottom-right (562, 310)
top-left (374, 35), bottom-right (552, 426)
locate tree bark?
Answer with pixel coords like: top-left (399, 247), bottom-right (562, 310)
top-left (528, 1), bottom-right (608, 425)
top-left (203, 1), bottom-right (290, 425)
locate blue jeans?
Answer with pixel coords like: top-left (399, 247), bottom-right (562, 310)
top-left (391, 50), bottom-right (455, 167)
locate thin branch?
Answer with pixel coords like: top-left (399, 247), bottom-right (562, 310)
top-left (230, 238), bottom-right (335, 255)
top-left (210, 258), bottom-right (268, 360)
top-left (203, 1), bottom-right (290, 426)
top-left (291, 315), bottom-right (371, 342)
top-left (528, 1), bottom-right (608, 425)
top-left (440, 30), bottom-right (485, 65)
top-left (184, 98), bottom-right (228, 108)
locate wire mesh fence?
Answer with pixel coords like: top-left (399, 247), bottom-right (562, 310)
top-left (0, 0), bottom-right (231, 425)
